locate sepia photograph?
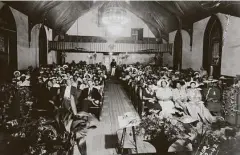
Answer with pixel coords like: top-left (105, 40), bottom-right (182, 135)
top-left (0, 0), bottom-right (239, 155)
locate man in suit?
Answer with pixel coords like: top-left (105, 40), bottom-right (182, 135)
top-left (79, 80), bottom-right (102, 113)
top-left (60, 79), bottom-right (77, 115)
top-left (110, 59), bottom-right (117, 77)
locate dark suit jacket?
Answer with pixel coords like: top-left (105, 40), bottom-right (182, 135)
top-left (79, 87), bottom-right (101, 101)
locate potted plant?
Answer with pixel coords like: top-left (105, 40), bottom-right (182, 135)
top-left (136, 111), bottom-right (188, 154)
top-left (136, 110), bottom-right (238, 155)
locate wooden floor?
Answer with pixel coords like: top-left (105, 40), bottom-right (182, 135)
top-left (84, 80), bottom-right (156, 155)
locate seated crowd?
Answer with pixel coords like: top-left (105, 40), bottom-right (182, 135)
top-left (119, 64), bottom-right (225, 124)
top-left (11, 61), bottom-right (107, 119)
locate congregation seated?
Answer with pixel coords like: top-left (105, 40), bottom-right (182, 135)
top-left (119, 63), bottom-right (225, 124)
top-left (9, 61), bottom-right (107, 120)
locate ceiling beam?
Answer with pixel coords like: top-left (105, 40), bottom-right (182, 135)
top-left (173, 2), bottom-right (185, 16)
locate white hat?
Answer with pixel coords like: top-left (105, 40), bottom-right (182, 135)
top-left (188, 80), bottom-right (200, 88)
top-left (157, 79), bottom-right (169, 87)
top-left (163, 67), bottom-right (168, 70)
top-left (84, 73), bottom-right (92, 79)
top-left (13, 71), bottom-right (20, 77)
top-left (219, 76), bottom-right (227, 80)
top-left (194, 72), bottom-right (200, 75)
top-left (210, 79), bottom-right (218, 83)
top-left (63, 65), bottom-right (68, 68)
top-left (161, 75), bottom-right (169, 80)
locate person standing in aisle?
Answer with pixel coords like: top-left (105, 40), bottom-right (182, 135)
top-left (110, 59), bottom-right (117, 77)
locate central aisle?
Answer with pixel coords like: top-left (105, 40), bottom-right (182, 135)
top-left (85, 80), bottom-right (156, 155)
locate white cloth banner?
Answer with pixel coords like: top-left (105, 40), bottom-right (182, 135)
top-left (118, 112), bottom-right (141, 129)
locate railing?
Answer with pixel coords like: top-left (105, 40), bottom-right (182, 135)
top-left (61, 35), bottom-right (157, 44)
top-left (48, 41), bottom-right (173, 54)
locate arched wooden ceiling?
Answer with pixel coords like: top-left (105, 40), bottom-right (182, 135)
top-left (5, 1), bottom-right (240, 41)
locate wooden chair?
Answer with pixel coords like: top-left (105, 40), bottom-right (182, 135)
top-left (124, 80), bottom-right (129, 96)
top-left (130, 81), bottom-right (134, 102)
top-left (134, 85), bottom-right (139, 111)
top-left (137, 87), bottom-right (143, 117)
top-left (131, 83), bottom-right (137, 109)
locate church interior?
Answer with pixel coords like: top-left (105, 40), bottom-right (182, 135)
top-left (1, 1), bottom-right (240, 155)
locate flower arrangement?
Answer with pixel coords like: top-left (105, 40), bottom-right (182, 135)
top-left (17, 87), bottom-right (35, 116)
top-left (136, 110), bottom-right (184, 141)
top-left (222, 85), bottom-right (240, 117)
top-left (0, 82), bottom-right (98, 155)
top-left (5, 116), bottom-right (74, 155)
top-left (194, 124), bottom-right (240, 155)
top-left (4, 106), bottom-right (98, 155)
top-left (136, 110), bottom-right (240, 155)
top-left (0, 84), bottom-right (17, 124)
top-left (0, 83), bottom-right (34, 123)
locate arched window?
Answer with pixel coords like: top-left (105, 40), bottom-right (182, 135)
top-left (0, 5), bottom-right (17, 81)
top-left (173, 30), bottom-right (182, 70)
top-left (203, 15), bottom-right (222, 78)
top-left (39, 25), bottom-right (47, 66)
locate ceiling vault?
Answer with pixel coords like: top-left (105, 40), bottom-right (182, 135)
top-left (4, 1), bottom-right (240, 40)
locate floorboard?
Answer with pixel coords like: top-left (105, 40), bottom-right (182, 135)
top-left (85, 80), bottom-right (156, 155)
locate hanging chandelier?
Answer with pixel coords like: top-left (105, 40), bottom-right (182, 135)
top-left (101, 2), bottom-right (129, 26)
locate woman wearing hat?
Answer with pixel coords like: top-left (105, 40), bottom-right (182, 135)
top-left (17, 74), bottom-right (30, 87)
top-left (186, 81), bottom-right (216, 123)
top-left (156, 79), bottom-right (176, 116)
top-left (13, 71), bottom-right (21, 82)
top-left (142, 84), bottom-right (159, 110)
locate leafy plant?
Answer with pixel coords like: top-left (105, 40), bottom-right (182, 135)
top-left (222, 85), bottom-right (240, 117)
top-left (136, 110), bottom-right (240, 154)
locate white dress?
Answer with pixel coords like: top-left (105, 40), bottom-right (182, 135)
top-left (172, 88), bottom-right (188, 110)
top-left (186, 88), bottom-right (215, 123)
top-left (156, 87), bottom-right (175, 116)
